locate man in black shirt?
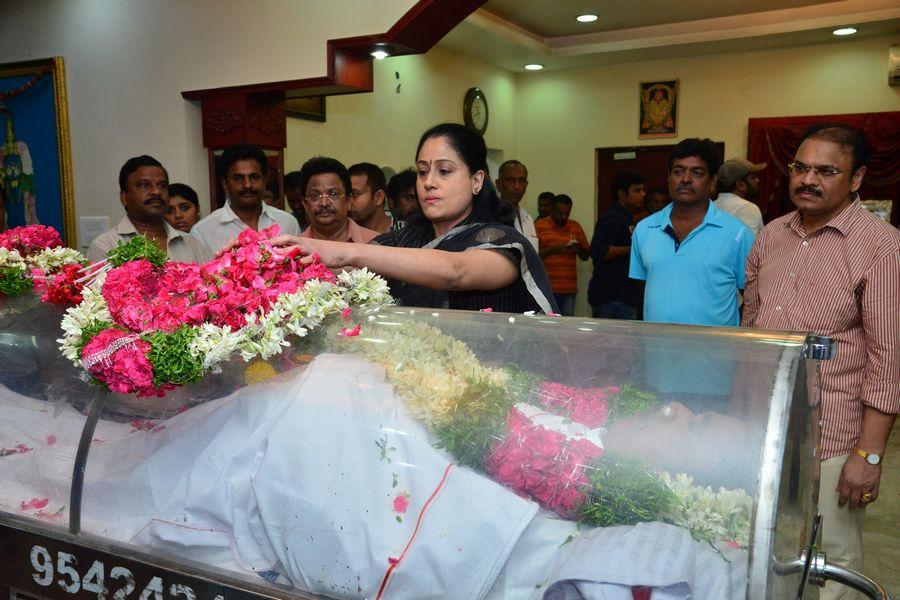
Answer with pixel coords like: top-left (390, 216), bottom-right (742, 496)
top-left (588, 171), bottom-right (646, 319)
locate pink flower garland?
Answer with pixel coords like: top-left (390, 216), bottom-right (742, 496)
top-left (485, 406), bottom-right (603, 518)
top-left (0, 225), bottom-right (62, 256)
top-left (100, 225), bottom-right (307, 334)
top-left (81, 328), bottom-right (170, 398)
top-left (539, 382), bottom-right (617, 429)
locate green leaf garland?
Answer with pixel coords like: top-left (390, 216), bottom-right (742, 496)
top-left (143, 325), bottom-right (205, 386)
top-left (580, 451), bottom-right (676, 527)
top-left (107, 235), bottom-right (167, 267)
top-left (0, 267), bottom-right (32, 296)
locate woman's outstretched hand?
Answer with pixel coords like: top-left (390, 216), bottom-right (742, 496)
top-left (214, 235), bottom-right (349, 268)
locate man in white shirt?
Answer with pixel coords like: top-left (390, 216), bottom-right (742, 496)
top-left (191, 143), bottom-right (299, 254)
top-left (714, 158), bottom-right (765, 236)
top-left (88, 155), bottom-right (212, 263)
top-left (495, 160), bottom-right (538, 250)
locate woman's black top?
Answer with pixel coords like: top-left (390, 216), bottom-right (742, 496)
top-left (373, 218), bottom-right (558, 314)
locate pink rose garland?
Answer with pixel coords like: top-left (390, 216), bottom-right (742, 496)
top-left (485, 406), bottom-right (603, 518)
top-left (0, 225), bottom-right (63, 256)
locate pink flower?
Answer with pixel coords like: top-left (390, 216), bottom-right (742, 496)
top-left (479, 307), bottom-right (493, 312)
top-left (341, 307), bottom-right (353, 319)
top-left (338, 324), bottom-right (361, 337)
top-left (392, 492), bottom-right (410, 514)
top-left (46, 435), bottom-right (57, 446)
top-left (20, 498), bottom-right (49, 511)
top-left (82, 329), bottom-right (164, 397)
top-left (0, 225), bottom-right (63, 255)
top-left (485, 406), bottom-right (602, 518)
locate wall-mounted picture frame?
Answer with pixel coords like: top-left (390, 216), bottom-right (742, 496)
top-left (285, 96), bottom-right (327, 122)
top-left (639, 80), bottom-right (678, 139)
top-left (0, 57), bottom-right (76, 246)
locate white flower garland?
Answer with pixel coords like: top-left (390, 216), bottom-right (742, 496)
top-left (29, 246), bottom-right (86, 272)
top-left (661, 471), bottom-right (753, 548)
top-left (0, 247), bottom-right (26, 272)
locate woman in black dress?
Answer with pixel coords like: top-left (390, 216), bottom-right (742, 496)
top-left (270, 123), bottom-right (556, 314)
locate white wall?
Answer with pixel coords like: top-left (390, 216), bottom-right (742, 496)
top-left (285, 46), bottom-right (519, 175)
top-left (515, 34), bottom-right (900, 315)
top-left (0, 0), bottom-right (416, 248)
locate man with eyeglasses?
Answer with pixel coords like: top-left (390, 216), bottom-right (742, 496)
top-left (296, 156), bottom-right (378, 243)
top-left (630, 138), bottom-right (754, 327)
top-left (743, 125), bottom-right (898, 599)
top-left (88, 155), bottom-right (212, 263)
top-left (191, 143), bottom-right (299, 255)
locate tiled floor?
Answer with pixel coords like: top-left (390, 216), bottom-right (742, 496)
top-left (861, 421), bottom-right (899, 595)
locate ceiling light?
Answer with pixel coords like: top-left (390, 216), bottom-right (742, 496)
top-left (832, 27), bottom-right (857, 36)
top-left (370, 45), bottom-right (390, 60)
top-left (576, 14), bottom-right (599, 23)
top-left (524, 64), bottom-right (544, 71)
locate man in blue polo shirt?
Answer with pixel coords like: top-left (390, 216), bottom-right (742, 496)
top-left (630, 138), bottom-right (753, 327)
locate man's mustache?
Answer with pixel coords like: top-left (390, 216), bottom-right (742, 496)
top-left (315, 209), bottom-right (336, 216)
top-left (145, 195), bottom-right (164, 205)
top-left (675, 185), bottom-right (694, 192)
top-left (794, 184), bottom-right (823, 197)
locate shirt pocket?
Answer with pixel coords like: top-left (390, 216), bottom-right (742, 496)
top-left (801, 277), bottom-right (859, 334)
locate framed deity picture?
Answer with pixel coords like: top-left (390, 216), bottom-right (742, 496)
top-left (0, 57), bottom-right (75, 245)
top-left (639, 80), bottom-right (678, 139)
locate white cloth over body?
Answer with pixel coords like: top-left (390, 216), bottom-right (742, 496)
top-left (0, 354), bottom-right (748, 599)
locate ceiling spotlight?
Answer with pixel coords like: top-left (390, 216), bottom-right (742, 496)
top-left (576, 14), bottom-right (599, 23)
top-left (371, 45), bottom-right (390, 60)
top-left (524, 64), bottom-right (544, 71)
top-left (832, 27), bottom-right (857, 36)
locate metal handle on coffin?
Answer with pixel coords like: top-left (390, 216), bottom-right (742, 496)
top-left (802, 334), bottom-right (836, 360)
top-left (776, 551), bottom-right (893, 600)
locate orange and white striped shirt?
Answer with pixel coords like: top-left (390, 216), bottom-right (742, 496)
top-left (743, 200), bottom-right (899, 460)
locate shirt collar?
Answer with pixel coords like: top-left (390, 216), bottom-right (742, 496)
top-left (786, 199), bottom-right (860, 237)
top-left (219, 198), bottom-right (274, 225)
top-left (116, 215), bottom-right (185, 242)
top-left (649, 200), bottom-right (721, 229)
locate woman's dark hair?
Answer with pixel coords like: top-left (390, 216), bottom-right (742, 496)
top-left (414, 123), bottom-right (514, 227)
top-left (167, 183), bottom-right (200, 210)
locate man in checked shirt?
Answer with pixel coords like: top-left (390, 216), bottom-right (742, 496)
top-left (743, 124), bottom-right (899, 599)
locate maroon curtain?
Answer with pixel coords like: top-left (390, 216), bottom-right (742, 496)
top-left (747, 111), bottom-right (900, 226)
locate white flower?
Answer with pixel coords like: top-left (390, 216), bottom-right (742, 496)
top-left (0, 248), bottom-right (26, 271)
top-left (29, 247), bottom-right (85, 272)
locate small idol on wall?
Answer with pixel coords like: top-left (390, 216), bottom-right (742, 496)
top-left (639, 80), bottom-right (678, 139)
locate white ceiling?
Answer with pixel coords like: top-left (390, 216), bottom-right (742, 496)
top-left (437, 0), bottom-right (900, 71)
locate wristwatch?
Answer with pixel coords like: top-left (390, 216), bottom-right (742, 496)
top-left (852, 447), bottom-right (882, 465)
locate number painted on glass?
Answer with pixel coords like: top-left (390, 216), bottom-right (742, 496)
top-left (138, 576), bottom-right (163, 600)
top-left (111, 566), bottom-right (136, 600)
top-left (82, 560), bottom-right (107, 600)
top-left (169, 584), bottom-right (196, 600)
top-left (30, 545), bottom-right (53, 587)
top-left (57, 551), bottom-right (81, 593)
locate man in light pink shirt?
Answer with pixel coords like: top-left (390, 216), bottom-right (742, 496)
top-left (743, 125), bottom-right (898, 599)
top-left (296, 156), bottom-right (378, 244)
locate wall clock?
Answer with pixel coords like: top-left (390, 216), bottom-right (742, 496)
top-left (463, 87), bottom-right (488, 135)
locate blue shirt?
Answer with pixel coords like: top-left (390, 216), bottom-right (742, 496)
top-left (629, 201), bottom-right (753, 326)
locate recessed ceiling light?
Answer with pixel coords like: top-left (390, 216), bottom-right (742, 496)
top-left (576, 14), bottom-right (599, 23)
top-left (524, 64), bottom-right (544, 71)
top-left (832, 27), bottom-right (857, 36)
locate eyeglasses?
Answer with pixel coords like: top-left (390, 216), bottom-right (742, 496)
top-left (787, 161), bottom-right (852, 179)
top-left (305, 190), bottom-right (345, 203)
